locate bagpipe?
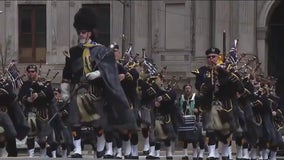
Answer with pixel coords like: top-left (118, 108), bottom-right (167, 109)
top-left (37, 60), bottom-right (60, 86)
top-left (4, 60), bottom-right (25, 89)
top-left (0, 75), bottom-right (15, 106)
top-left (141, 48), bottom-right (159, 80)
top-left (123, 43), bottom-right (138, 69)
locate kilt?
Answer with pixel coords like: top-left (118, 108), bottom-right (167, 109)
top-left (154, 115), bottom-right (176, 141)
top-left (140, 104), bottom-right (154, 126)
top-left (178, 115), bottom-right (201, 141)
top-left (68, 85), bottom-right (107, 127)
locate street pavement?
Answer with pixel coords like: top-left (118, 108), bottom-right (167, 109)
top-left (6, 132), bottom-right (284, 159)
top-left (1, 147), bottom-right (284, 159)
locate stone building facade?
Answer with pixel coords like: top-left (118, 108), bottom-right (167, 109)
top-left (0, 0), bottom-right (282, 90)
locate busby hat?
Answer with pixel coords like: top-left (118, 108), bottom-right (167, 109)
top-left (205, 47), bottom-right (220, 55)
top-left (26, 64), bottom-right (37, 72)
top-left (73, 7), bottom-right (97, 32)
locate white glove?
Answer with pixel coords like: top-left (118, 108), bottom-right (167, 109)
top-left (86, 70), bottom-right (101, 80)
top-left (60, 82), bottom-right (70, 101)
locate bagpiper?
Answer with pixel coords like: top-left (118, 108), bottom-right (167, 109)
top-left (0, 74), bottom-right (29, 157)
top-left (18, 64), bottom-right (54, 157)
top-left (193, 47), bottom-right (245, 160)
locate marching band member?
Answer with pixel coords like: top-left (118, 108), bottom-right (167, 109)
top-left (61, 6), bottom-right (137, 159)
top-left (268, 87), bottom-right (284, 160)
top-left (60, 7), bottom-right (99, 158)
top-left (137, 61), bottom-right (159, 158)
top-left (111, 43), bottom-right (126, 159)
top-left (46, 87), bottom-right (73, 158)
top-left (193, 47), bottom-right (245, 160)
top-left (258, 82), bottom-right (282, 160)
top-left (178, 83), bottom-right (205, 160)
top-left (18, 64), bottom-right (54, 157)
top-left (146, 74), bottom-right (177, 160)
top-left (112, 43), bottom-right (140, 159)
top-left (235, 76), bottom-right (256, 160)
top-left (0, 75), bottom-right (28, 157)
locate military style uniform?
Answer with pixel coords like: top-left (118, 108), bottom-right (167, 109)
top-left (62, 7), bottom-right (137, 159)
top-left (193, 47), bottom-right (245, 160)
top-left (0, 78), bottom-right (29, 157)
top-left (121, 62), bottom-right (140, 159)
top-left (18, 64), bottom-right (54, 157)
top-left (145, 78), bottom-right (177, 160)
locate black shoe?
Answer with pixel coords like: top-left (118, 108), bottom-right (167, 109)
top-left (131, 156), bottom-right (139, 159)
top-left (198, 158), bottom-right (204, 160)
top-left (182, 156), bottom-right (189, 160)
top-left (146, 155), bottom-right (160, 159)
top-left (71, 153), bottom-right (82, 158)
top-left (104, 154), bottom-right (114, 159)
top-left (46, 147), bottom-right (52, 158)
top-left (222, 157), bottom-right (229, 160)
top-left (124, 154), bottom-right (132, 159)
top-left (56, 152), bottom-right (62, 158)
top-left (193, 158), bottom-right (198, 160)
top-left (125, 155), bottom-right (139, 159)
top-left (97, 150), bottom-right (105, 159)
top-left (166, 156), bottom-right (173, 160)
top-left (143, 150), bottom-right (150, 155)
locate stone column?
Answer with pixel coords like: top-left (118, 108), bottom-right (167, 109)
top-left (194, 1), bottom-right (211, 57)
top-left (214, 0), bottom-right (230, 51)
top-left (0, 1), bottom-right (5, 51)
top-left (5, 1), bottom-right (18, 60)
top-left (46, 1), bottom-right (57, 64)
top-left (111, 1), bottom-right (123, 48)
top-left (150, 1), bottom-right (164, 67)
top-left (256, 27), bottom-right (268, 75)
top-left (69, 1), bottom-right (81, 47)
top-left (132, 1), bottom-right (149, 55)
top-left (238, 1), bottom-right (256, 55)
top-left (55, 1), bottom-right (70, 64)
top-left (151, 1), bottom-right (164, 52)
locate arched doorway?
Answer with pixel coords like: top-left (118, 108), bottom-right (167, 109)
top-left (267, 1), bottom-right (284, 98)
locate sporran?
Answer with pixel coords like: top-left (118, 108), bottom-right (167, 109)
top-left (204, 100), bottom-right (232, 131)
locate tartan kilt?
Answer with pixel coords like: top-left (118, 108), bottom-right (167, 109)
top-left (177, 115), bottom-right (201, 141)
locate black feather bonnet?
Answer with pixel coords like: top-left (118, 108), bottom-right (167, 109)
top-left (73, 7), bottom-right (97, 32)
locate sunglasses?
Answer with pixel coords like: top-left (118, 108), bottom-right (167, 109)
top-left (28, 70), bottom-right (36, 73)
top-left (78, 30), bottom-right (88, 34)
top-left (207, 55), bottom-right (218, 59)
